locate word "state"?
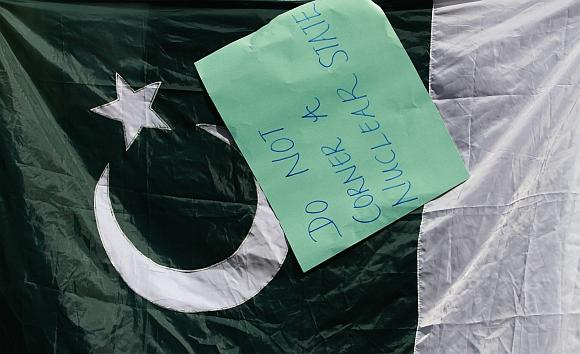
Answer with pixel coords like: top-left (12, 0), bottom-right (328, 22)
top-left (292, 2), bottom-right (349, 68)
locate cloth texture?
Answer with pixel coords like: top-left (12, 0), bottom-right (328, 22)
top-left (416, 1), bottom-right (580, 353)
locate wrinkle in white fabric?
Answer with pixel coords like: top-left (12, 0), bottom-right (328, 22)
top-left (416, 1), bottom-right (580, 353)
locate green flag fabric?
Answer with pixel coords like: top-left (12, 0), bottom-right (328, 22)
top-left (0, 1), bottom-right (432, 353)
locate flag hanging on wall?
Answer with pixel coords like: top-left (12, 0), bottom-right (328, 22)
top-left (4, 0), bottom-right (576, 353)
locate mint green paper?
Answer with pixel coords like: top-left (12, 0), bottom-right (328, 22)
top-left (195, 0), bottom-right (468, 271)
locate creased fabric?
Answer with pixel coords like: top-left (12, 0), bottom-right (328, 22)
top-left (416, 0), bottom-right (580, 353)
top-left (0, 1), bottom-right (431, 352)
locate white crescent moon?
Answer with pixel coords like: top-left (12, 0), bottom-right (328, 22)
top-left (94, 124), bottom-right (288, 313)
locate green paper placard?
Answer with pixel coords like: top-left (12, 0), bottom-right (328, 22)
top-left (195, 0), bottom-right (468, 271)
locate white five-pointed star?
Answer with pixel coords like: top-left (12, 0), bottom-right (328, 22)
top-left (90, 73), bottom-right (171, 150)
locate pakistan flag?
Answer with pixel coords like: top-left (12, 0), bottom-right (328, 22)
top-left (0, 0), bottom-right (432, 353)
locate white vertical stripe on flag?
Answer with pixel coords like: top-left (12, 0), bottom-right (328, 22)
top-left (416, 1), bottom-right (580, 353)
